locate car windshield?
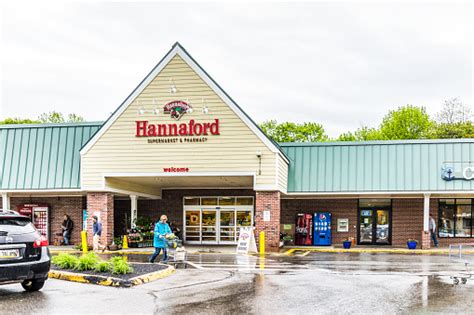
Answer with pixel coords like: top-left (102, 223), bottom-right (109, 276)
top-left (0, 217), bottom-right (36, 234)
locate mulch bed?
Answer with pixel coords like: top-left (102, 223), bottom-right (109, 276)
top-left (51, 263), bottom-right (168, 280)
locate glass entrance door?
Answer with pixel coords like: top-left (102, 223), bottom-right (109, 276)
top-left (201, 209), bottom-right (217, 244)
top-left (358, 208), bottom-right (391, 245)
top-left (219, 210), bottom-right (236, 243)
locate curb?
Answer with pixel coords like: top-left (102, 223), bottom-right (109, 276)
top-left (48, 264), bottom-right (175, 288)
top-left (284, 248), bottom-right (462, 255)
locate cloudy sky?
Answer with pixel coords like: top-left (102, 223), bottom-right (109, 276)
top-left (0, 1), bottom-right (472, 137)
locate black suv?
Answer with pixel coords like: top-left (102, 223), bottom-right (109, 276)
top-left (0, 209), bottom-right (51, 291)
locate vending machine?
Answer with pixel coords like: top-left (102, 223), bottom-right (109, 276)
top-left (313, 212), bottom-right (332, 246)
top-left (17, 204), bottom-right (49, 238)
top-left (295, 213), bottom-right (313, 246)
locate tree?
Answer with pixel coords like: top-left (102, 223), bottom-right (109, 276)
top-left (260, 120), bottom-right (329, 142)
top-left (338, 126), bottom-right (383, 141)
top-left (436, 98), bottom-right (472, 124)
top-left (38, 111), bottom-right (85, 123)
top-left (0, 118), bottom-right (40, 125)
top-left (379, 105), bottom-right (432, 140)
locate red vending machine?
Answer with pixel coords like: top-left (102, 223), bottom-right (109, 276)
top-left (295, 213), bottom-right (313, 246)
top-left (17, 204), bottom-right (49, 238)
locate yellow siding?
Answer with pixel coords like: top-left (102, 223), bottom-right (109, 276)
top-left (81, 55), bottom-right (282, 191)
top-left (278, 155), bottom-right (289, 193)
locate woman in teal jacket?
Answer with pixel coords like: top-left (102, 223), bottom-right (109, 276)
top-left (149, 214), bottom-right (172, 263)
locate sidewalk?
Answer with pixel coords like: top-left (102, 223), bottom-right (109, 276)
top-left (49, 245), bottom-right (239, 255)
top-left (283, 246), bottom-right (464, 255)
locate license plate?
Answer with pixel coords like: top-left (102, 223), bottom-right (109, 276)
top-left (0, 249), bottom-right (20, 259)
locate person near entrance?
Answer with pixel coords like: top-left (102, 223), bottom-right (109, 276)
top-left (149, 214), bottom-right (172, 263)
top-left (61, 214), bottom-right (73, 245)
top-left (429, 215), bottom-right (439, 247)
top-left (92, 215), bottom-right (107, 251)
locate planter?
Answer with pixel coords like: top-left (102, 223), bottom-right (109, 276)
top-left (407, 241), bottom-right (417, 249)
top-left (343, 241), bottom-right (352, 249)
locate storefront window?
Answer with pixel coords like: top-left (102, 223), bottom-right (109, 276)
top-left (201, 197), bottom-right (218, 206)
top-left (439, 199), bottom-right (473, 238)
top-left (218, 197), bottom-right (235, 206)
top-left (236, 197), bottom-right (253, 206)
top-left (184, 197), bottom-right (200, 206)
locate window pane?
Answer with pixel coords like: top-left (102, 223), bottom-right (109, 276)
top-left (456, 199), bottom-right (472, 205)
top-left (439, 205), bottom-right (455, 237)
top-left (184, 197), bottom-right (200, 206)
top-left (185, 211), bottom-right (200, 226)
top-left (201, 198), bottom-right (218, 206)
top-left (236, 197), bottom-right (254, 206)
top-left (218, 197), bottom-right (235, 206)
top-left (439, 199), bottom-right (455, 205)
top-left (237, 211), bottom-right (252, 226)
top-left (455, 205), bottom-right (472, 237)
top-left (359, 199), bottom-right (391, 208)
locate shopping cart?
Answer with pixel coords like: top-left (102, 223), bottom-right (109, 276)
top-left (167, 238), bottom-right (187, 268)
top-left (448, 243), bottom-right (474, 285)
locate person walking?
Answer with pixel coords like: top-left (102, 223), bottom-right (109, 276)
top-left (92, 215), bottom-right (106, 251)
top-left (149, 215), bottom-right (172, 263)
top-left (61, 214), bottom-right (74, 245)
top-left (429, 215), bottom-right (439, 247)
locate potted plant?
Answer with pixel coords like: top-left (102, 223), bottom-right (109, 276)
top-left (343, 238), bottom-right (352, 249)
top-left (407, 239), bottom-right (418, 249)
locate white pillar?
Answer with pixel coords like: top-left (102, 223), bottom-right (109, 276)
top-left (2, 193), bottom-right (10, 210)
top-left (423, 193), bottom-right (430, 231)
top-left (130, 195), bottom-right (138, 229)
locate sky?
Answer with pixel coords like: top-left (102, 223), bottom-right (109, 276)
top-left (0, 1), bottom-right (472, 137)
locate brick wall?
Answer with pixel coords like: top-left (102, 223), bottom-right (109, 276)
top-left (281, 198), bottom-right (358, 245)
top-left (391, 199), bottom-right (424, 246)
top-left (114, 189), bottom-right (255, 237)
top-left (9, 196), bottom-right (84, 245)
top-left (255, 191), bottom-right (281, 252)
top-left (87, 193), bottom-right (114, 246)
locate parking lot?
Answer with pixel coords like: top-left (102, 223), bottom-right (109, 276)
top-left (1, 251), bottom-right (474, 314)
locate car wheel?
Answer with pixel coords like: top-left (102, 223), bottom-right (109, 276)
top-left (21, 279), bottom-right (46, 292)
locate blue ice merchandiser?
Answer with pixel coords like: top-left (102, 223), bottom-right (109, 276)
top-left (313, 212), bottom-right (332, 246)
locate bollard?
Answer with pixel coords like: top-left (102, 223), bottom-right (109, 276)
top-left (259, 231), bottom-right (265, 255)
top-left (122, 235), bottom-right (129, 249)
top-left (81, 230), bottom-right (88, 253)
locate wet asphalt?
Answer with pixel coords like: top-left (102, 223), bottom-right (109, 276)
top-left (1, 252), bottom-right (474, 314)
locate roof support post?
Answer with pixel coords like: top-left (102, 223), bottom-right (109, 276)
top-left (130, 195), bottom-right (138, 229)
top-left (2, 193), bottom-right (10, 210)
top-left (423, 193), bottom-right (430, 232)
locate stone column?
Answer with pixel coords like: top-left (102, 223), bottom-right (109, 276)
top-left (255, 191), bottom-right (281, 252)
top-left (2, 192), bottom-right (10, 210)
top-left (86, 192), bottom-right (114, 246)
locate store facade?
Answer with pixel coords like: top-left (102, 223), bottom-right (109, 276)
top-left (1, 43), bottom-right (473, 250)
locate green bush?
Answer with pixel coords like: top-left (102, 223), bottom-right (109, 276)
top-left (94, 261), bottom-right (112, 273)
top-left (51, 253), bottom-right (80, 269)
top-left (76, 252), bottom-right (99, 271)
top-left (110, 256), bottom-right (133, 275)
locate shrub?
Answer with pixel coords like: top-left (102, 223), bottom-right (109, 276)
top-left (110, 256), bottom-right (133, 275)
top-left (94, 261), bottom-right (112, 273)
top-left (76, 252), bottom-right (99, 271)
top-left (51, 253), bottom-right (80, 269)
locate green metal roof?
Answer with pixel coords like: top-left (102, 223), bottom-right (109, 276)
top-left (0, 122), bottom-right (102, 190)
top-left (280, 139), bottom-right (474, 193)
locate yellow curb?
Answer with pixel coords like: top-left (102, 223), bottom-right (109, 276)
top-left (130, 265), bottom-right (176, 286)
top-left (48, 270), bottom-right (89, 284)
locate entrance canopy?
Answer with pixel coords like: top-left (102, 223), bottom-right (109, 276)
top-left (104, 172), bottom-right (255, 198)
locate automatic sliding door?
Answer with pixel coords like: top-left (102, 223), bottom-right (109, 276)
top-left (220, 209), bottom-right (236, 243)
top-left (201, 209), bottom-right (217, 244)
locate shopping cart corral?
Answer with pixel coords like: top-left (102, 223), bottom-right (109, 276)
top-left (448, 243), bottom-right (474, 285)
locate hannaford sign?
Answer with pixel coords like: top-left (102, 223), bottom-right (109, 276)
top-left (136, 119), bottom-right (219, 137)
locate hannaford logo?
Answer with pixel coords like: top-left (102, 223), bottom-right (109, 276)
top-left (164, 100), bottom-right (192, 120)
top-left (135, 119), bottom-right (219, 137)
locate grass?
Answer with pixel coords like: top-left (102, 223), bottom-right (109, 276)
top-left (51, 253), bottom-right (133, 275)
top-left (51, 253), bottom-right (80, 269)
top-left (76, 252), bottom-right (100, 271)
